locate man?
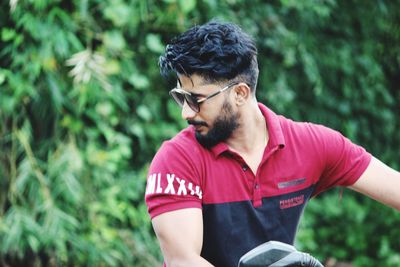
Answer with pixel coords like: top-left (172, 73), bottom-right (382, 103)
top-left (144, 21), bottom-right (400, 267)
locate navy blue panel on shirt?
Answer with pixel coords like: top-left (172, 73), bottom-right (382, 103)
top-left (201, 186), bottom-right (315, 267)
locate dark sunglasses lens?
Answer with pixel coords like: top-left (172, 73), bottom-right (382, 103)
top-left (170, 91), bottom-right (200, 112)
top-left (170, 91), bottom-right (185, 107)
top-left (185, 95), bottom-right (199, 112)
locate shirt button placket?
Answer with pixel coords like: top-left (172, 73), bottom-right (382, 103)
top-left (253, 183), bottom-right (262, 207)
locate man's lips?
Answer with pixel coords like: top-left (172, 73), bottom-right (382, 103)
top-left (188, 120), bottom-right (207, 127)
top-left (193, 125), bottom-right (204, 131)
top-left (188, 120), bottom-right (207, 131)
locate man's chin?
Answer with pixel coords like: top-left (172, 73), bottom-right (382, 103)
top-left (195, 131), bottom-right (220, 149)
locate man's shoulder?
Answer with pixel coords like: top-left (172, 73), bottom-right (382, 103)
top-left (163, 126), bottom-right (199, 150)
top-left (274, 112), bottom-right (343, 149)
top-left (259, 103), bottom-right (328, 136)
top-left (277, 114), bottom-right (333, 136)
top-left (258, 103), bottom-right (337, 149)
top-left (154, 127), bottom-right (209, 162)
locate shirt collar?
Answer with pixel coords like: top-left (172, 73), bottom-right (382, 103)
top-left (210, 103), bottom-right (286, 157)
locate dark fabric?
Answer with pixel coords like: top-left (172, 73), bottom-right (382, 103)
top-left (201, 186), bottom-right (314, 267)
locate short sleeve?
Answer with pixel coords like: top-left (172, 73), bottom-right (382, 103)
top-left (312, 125), bottom-right (372, 196)
top-left (144, 140), bottom-right (203, 219)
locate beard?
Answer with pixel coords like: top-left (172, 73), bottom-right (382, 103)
top-left (189, 100), bottom-right (240, 149)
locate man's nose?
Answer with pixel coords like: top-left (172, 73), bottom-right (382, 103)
top-left (181, 101), bottom-right (197, 120)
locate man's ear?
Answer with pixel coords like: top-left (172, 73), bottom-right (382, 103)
top-left (234, 83), bottom-right (251, 105)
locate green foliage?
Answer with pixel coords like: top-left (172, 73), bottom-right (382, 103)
top-left (297, 191), bottom-right (400, 266)
top-left (0, 0), bottom-right (399, 266)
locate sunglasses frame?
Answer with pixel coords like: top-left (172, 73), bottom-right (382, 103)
top-left (169, 82), bottom-right (239, 113)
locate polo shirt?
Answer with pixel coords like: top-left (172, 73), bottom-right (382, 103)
top-left (145, 103), bottom-right (371, 267)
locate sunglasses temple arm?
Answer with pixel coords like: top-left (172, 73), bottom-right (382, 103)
top-left (198, 83), bottom-right (236, 103)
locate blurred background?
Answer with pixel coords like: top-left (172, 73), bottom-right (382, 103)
top-left (0, 0), bottom-right (399, 266)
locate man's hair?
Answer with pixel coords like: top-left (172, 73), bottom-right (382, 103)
top-left (159, 21), bottom-right (259, 93)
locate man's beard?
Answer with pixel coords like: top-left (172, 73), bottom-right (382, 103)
top-left (189, 100), bottom-right (240, 149)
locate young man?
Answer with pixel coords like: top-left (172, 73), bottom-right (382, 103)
top-left (144, 21), bottom-right (400, 267)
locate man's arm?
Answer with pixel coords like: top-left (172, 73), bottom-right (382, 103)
top-left (151, 208), bottom-right (214, 267)
top-left (350, 156), bottom-right (400, 211)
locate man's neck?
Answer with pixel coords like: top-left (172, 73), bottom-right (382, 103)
top-left (226, 102), bottom-right (269, 155)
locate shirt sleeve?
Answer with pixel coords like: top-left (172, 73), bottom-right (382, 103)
top-left (312, 124), bottom-right (372, 196)
top-left (144, 140), bottom-right (203, 219)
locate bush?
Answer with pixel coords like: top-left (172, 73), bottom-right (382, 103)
top-left (0, 0), bottom-right (399, 266)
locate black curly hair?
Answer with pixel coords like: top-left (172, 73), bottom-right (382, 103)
top-left (159, 21), bottom-right (259, 93)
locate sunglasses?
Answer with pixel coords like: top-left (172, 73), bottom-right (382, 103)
top-left (169, 82), bottom-right (239, 113)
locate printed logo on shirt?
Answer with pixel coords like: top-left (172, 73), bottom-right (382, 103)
top-left (145, 173), bottom-right (203, 199)
top-left (278, 177), bottom-right (306, 189)
top-left (279, 194), bottom-right (304, 209)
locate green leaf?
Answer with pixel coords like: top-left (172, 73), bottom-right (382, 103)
top-left (96, 101), bottom-right (114, 117)
top-left (104, 59), bottom-right (121, 75)
top-left (27, 235), bottom-right (40, 253)
top-left (104, 2), bottom-right (130, 27)
top-left (128, 72), bottom-right (150, 90)
top-left (103, 31), bottom-right (126, 51)
top-left (179, 0), bottom-right (196, 14)
top-left (0, 94), bottom-right (18, 115)
top-left (129, 123), bottom-right (144, 137)
top-left (47, 74), bottom-right (64, 111)
top-left (1, 28), bottom-right (16, 41)
top-left (0, 71), bottom-right (6, 85)
top-left (137, 105), bottom-right (152, 121)
top-left (146, 34), bottom-right (165, 53)
top-left (61, 115), bottom-right (83, 133)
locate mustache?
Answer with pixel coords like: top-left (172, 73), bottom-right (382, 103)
top-left (187, 120), bottom-right (208, 127)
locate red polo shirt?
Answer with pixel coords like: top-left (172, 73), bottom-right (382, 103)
top-left (145, 103), bottom-right (371, 267)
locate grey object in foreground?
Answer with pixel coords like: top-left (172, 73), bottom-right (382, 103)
top-left (238, 241), bottom-right (324, 267)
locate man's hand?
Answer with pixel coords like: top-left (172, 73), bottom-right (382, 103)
top-left (152, 208), bottom-right (215, 267)
top-left (350, 156), bottom-right (400, 211)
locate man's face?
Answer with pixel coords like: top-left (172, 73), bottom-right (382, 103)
top-left (176, 74), bottom-right (240, 148)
